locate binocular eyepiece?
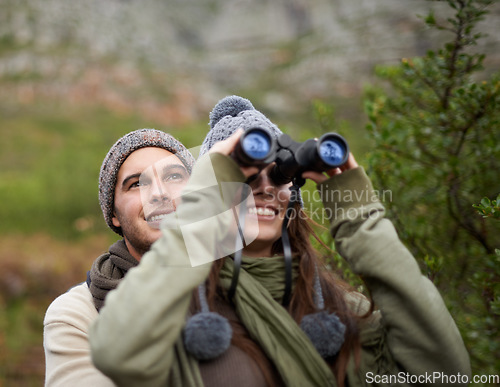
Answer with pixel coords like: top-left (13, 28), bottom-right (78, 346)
top-left (232, 127), bottom-right (349, 186)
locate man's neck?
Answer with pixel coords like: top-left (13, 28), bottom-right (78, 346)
top-left (123, 239), bottom-right (144, 262)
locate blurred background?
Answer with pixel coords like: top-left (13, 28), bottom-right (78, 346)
top-left (1, 0), bottom-right (499, 385)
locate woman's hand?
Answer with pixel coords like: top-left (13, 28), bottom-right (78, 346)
top-left (302, 152), bottom-right (359, 184)
top-left (208, 129), bottom-right (260, 179)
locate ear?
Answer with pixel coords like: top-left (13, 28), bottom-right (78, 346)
top-left (112, 213), bottom-right (121, 228)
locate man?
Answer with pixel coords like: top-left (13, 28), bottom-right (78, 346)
top-left (43, 129), bottom-right (195, 386)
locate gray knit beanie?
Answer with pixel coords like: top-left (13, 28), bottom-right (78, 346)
top-left (199, 95), bottom-right (283, 156)
top-left (99, 129), bottom-right (195, 236)
top-left (200, 95), bottom-right (303, 206)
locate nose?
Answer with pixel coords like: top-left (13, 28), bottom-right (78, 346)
top-left (149, 174), bottom-right (170, 204)
top-left (250, 167), bottom-right (275, 196)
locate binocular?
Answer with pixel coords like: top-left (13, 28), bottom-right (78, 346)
top-left (232, 127), bottom-right (349, 186)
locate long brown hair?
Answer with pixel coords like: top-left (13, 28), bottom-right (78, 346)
top-left (204, 201), bottom-right (368, 386)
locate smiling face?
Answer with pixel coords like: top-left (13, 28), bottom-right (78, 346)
top-left (112, 147), bottom-right (189, 260)
top-left (243, 163), bottom-right (292, 257)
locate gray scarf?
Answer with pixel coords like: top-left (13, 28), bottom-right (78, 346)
top-left (87, 240), bottom-right (138, 311)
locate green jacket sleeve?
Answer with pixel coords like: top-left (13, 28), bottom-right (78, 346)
top-left (318, 167), bottom-right (471, 385)
top-left (89, 153), bottom-right (246, 387)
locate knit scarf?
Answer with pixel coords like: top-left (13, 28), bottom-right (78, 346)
top-left (217, 255), bottom-right (337, 387)
top-left (88, 240), bottom-right (139, 311)
top-left (88, 246), bottom-right (337, 386)
top-left (171, 255), bottom-right (336, 387)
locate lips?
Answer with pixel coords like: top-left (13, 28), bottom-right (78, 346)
top-left (145, 209), bottom-right (174, 228)
top-left (248, 205), bottom-right (279, 218)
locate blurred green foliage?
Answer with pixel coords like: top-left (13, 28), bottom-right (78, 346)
top-left (0, 103), bottom-right (206, 239)
top-left (1, 1), bottom-right (499, 384)
top-left (473, 194), bottom-right (500, 219)
top-left (472, 195), bottom-right (500, 341)
top-left (0, 102), bottom-right (210, 383)
top-left (359, 0), bottom-right (499, 381)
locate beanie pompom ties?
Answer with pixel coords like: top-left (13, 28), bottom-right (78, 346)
top-left (183, 311), bottom-right (233, 361)
top-left (300, 310), bottom-right (346, 358)
top-left (209, 95), bottom-right (254, 128)
top-left (184, 283), bottom-right (233, 360)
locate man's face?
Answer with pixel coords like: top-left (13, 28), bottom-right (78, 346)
top-left (112, 147), bottom-right (189, 260)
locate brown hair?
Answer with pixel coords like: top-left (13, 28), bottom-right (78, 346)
top-left (205, 201), bottom-right (367, 386)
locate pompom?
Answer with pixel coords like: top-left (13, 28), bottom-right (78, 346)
top-left (209, 95), bottom-right (254, 129)
top-left (183, 312), bottom-right (233, 360)
top-left (300, 311), bottom-right (346, 358)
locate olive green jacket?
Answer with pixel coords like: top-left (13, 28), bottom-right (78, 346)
top-left (89, 153), bottom-right (470, 386)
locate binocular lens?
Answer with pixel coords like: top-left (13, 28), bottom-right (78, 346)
top-left (318, 137), bottom-right (348, 167)
top-left (241, 129), bottom-right (273, 160)
top-left (233, 127), bottom-right (349, 183)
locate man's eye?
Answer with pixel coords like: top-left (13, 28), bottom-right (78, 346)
top-left (165, 173), bottom-right (186, 182)
top-left (131, 181), bottom-right (148, 189)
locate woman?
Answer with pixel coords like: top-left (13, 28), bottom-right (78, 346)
top-left (90, 96), bottom-right (470, 386)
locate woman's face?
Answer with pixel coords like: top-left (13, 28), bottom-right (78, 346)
top-left (243, 163), bottom-right (292, 257)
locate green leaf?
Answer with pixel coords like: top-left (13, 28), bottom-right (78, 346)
top-left (481, 197), bottom-right (491, 207)
top-left (425, 12), bottom-right (436, 26)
